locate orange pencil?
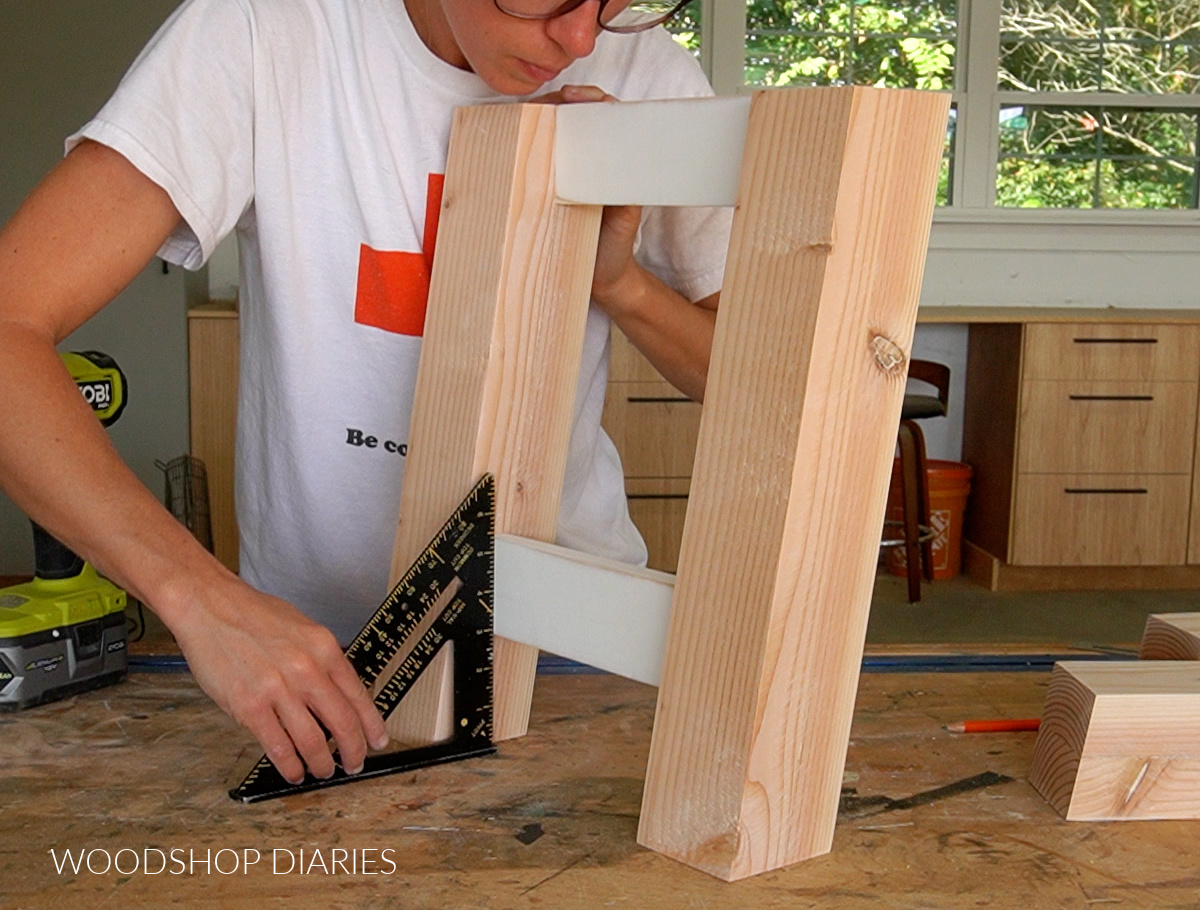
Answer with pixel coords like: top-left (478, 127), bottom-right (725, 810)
top-left (945, 718), bottom-right (1041, 733)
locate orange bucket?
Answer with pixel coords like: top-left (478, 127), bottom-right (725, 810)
top-left (885, 459), bottom-right (973, 580)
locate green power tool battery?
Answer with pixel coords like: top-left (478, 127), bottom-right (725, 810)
top-left (0, 566), bottom-right (128, 710)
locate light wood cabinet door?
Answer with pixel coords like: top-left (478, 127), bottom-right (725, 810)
top-left (625, 478), bottom-right (690, 573)
top-left (187, 305), bottom-right (239, 572)
top-left (1017, 380), bottom-right (1198, 475)
top-left (603, 331), bottom-right (700, 571)
top-left (602, 381), bottom-right (701, 480)
top-left (1011, 473), bottom-right (1190, 566)
top-left (1023, 323), bottom-right (1200, 382)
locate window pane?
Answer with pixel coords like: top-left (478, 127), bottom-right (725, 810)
top-left (1000, 38), bottom-right (1102, 92)
top-left (997, 155), bottom-right (1099, 208)
top-left (1000, 0), bottom-right (1200, 94)
top-left (1102, 157), bottom-right (1197, 208)
top-left (745, 0), bottom-right (957, 90)
top-left (996, 105), bottom-right (1200, 208)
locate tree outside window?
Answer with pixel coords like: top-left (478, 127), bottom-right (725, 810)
top-left (682, 0), bottom-right (1200, 211)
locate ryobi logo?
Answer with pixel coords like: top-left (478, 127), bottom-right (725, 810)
top-left (78, 379), bottom-right (113, 411)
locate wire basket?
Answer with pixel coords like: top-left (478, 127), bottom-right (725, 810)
top-left (156, 455), bottom-right (214, 554)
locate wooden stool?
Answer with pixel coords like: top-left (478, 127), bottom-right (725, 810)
top-left (889, 359), bottom-right (950, 602)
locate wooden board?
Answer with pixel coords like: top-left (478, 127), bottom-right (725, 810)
top-left (385, 104), bottom-right (601, 744)
top-left (963, 541), bottom-right (1200, 592)
top-left (494, 535), bottom-right (673, 686)
top-left (554, 96), bottom-right (750, 206)
top-left (1021, 323), bottom-right (1200, 383)
top-left (1010, 473), bottom-right (1191, 567)
top-left (1015, 380), bottom-right (1197, 475)
top-left (1029, 661), bottom-right (1200, 820)
top-left (637, 86), bottom-right (950, 881)
top-left (186, 301), bottom-right (239, 571)
top-left (961, 324), bottom-right (1023, 561)
top-left (1142, 612), bottom-right (1200, 659)
top-left (5, 667), bottom-right (1200, 908)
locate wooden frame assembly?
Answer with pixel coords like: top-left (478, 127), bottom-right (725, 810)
top-left (390, 87), bottom-right (949, 880)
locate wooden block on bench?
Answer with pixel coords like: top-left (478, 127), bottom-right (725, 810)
top-left (1029, 661), bottom-right (1200, 820)
top-left (1141, 613), bottom-right (1200, 660)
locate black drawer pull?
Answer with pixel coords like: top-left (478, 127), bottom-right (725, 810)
top-left (1068, 394), bottom-right (1154, 402)
top-left (1063, 488), bottom-right (1149, 495)
top-left (1072, 337), bottom-right (1158, 345)
top-left (627, 396), bottom-right (693, 404)
top-left (626, 493), bottom-right (690, 500)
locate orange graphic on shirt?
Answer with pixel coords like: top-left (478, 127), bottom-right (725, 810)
top-left (353, 173), bottom-right (445, 336)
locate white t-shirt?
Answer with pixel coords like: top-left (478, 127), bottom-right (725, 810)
top-left (71, 0), bottom-right (730, 644)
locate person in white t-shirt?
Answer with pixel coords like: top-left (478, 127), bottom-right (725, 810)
top-left (0, 0), bottom-right (728, 785)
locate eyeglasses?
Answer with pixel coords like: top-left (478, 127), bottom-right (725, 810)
top-left (493, 0), bottom-right (691, 34)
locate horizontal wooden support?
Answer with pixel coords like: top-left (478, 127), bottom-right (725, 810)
top-left (1029, 661), bottom-right (1200, 820)
top-left (554, 97), bottom-right (750, 206)
top-left (494, 535), bottom-right (673, 686)
top-left (1141, 613), bottom-right (1200, 660)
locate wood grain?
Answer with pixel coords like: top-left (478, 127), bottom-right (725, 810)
top-left (1010, 473), bottom-right (1190, 566)
top-left (624, 477), bottom-right (691, 573)
top-left (13, 668), bottom-right (1200, 908)
top-left (1030, 661), bottom-right (1200, 820)
top-left (963, 542), bottom-right (1200, 592)
top-left (1016, 380), bottom-right (1197, 475)
top-left (637, 86), bottom-right (950, 880)
top-left (919, 305), bottom-right (1200, 325)
top-left (1022, 323), bottom-right (1200, 382)
top-left (1141, 613), bottom-right (1200, 660)
top-left (961, 323), bottom-right (1023, 560)
top-left (1189, 385), bottom-right (1200, 565)
top-left (187, 302), bottom-right (240, 571)
top-left (601, 380), bottom-right (701, 480)
top-left (385, 104), bottom-right (601, 744)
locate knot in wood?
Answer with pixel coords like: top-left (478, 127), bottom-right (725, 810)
top-left (869, 333), bottom-right (907, 376)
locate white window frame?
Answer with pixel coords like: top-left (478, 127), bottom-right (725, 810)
top-left (696, 0), bottom-right (1200, 230)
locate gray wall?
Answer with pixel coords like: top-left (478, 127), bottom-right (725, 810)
top-left (0, 0), bottom-right (190, 574)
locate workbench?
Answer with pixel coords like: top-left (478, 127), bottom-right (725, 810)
top-left (3, 657), bottom-right (1197, 909)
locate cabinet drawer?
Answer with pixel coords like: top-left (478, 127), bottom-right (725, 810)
top-left (1023, 324), bottom-right (1200, 382)
top-left (626, 478), bottom-right (690, 572)
top-left (1011, 474), bottom-right (1190, 566)
top-left (1017, 380), bottom-right (1198, 474)
top-left (602, 381), bottom-right (701, 478)
top-left (609, 327), bottom-right (668, 383)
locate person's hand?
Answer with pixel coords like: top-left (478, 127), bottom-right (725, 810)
top-left (169, 575), bottom-right (389, 784)
top-left (531, 84), bottom-right (647, 313)
top-left (532, 83), bottom-right (610, 105)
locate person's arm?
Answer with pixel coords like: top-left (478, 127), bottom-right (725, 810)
top-left (0, 140), bottom-right (387, 782)
top-left (590, 203), bottom-right (718, 403)
top-left (547, 86), bottom-right (719, 403)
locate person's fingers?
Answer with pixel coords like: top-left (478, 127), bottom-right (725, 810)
top-left (533, 84), bottom-right (614, 105)
top-left (328, 653), bottom-right (390, 754)
top-left (275, 696), bottom-right (338, 780)
top-left (559, 84), bottom-right (610, 103)
top-left (236, 697), bottom-right (306, 785)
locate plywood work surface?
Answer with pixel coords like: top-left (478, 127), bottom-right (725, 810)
top-left (2, 668), bottom-right (1197, 909)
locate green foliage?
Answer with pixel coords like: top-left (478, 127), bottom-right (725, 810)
top-left (996, 0), bottom-right (1200, 207)
top-left (738, 0), bottom-right (1200, 208)
top-left (744, 0), bottom-right (957, 90)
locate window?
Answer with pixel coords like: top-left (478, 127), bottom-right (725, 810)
top-left (996, 0), bottom-right (1200, 209)
top-left (682, 0), bottom-right (1200, 215)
